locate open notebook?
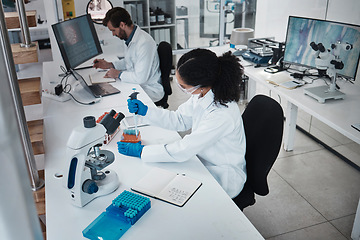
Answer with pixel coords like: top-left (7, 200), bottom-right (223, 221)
top-left (131, 167), bottom-right (202, 207)
top-left (266, 72), bottom-right (304, 89)
top-left (88, 70), bottom-right (116, 84)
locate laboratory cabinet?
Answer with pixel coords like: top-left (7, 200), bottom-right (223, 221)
top-left (123, 0), bottom-right (177, 49)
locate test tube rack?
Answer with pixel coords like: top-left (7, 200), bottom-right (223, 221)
top-left (82, 190), bottom-right (151, 240)
top-left (120, 129), bottom-right (141, 143)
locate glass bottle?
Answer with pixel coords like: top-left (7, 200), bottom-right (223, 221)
top-left (155, 7), bottom-right (165, 25)
top-left (150, 8), bottom-right (156, 25)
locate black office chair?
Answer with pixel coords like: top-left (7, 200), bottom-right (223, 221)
top-left (155, 41), bottom-right (173, 109)
top-left (232, 94), bottom-right (284, 211)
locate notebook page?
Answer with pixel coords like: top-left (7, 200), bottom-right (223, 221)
top-left (157, 174), bottom-right (202, 207)
top-left (132, 168), bottom-right (177, 197)
top-left (88, 70), bottom-right (115, 84)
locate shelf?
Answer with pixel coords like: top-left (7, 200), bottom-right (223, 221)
top-left (33, 170), bottom-right (45, 216)
top-left (176, 15), bottom-right (189, 19)
top-left (18, 77), bottom-right (41, 106)
top-left (4, 10), bottom-right (37, 29)
top-left (7, 22), bottom-right (49, 32)
top-left (11, 41), bottom-right (39, 65)
top-left (148, 23), bottom-right (176, 28)
top-left (27, 119), bottom-right (44, 155)
top-left (125, 0), bottom-right (176, 49)
top-left (33, 169), bottom-right (46, 239)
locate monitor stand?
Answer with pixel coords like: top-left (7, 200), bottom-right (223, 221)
top-left (304, 85), bottom-right (345, 103)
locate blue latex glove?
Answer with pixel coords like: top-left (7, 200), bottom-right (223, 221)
top-left (117, 141), bottom-right (144, 158)
top-left (127, 99), bottom-right (148, 116)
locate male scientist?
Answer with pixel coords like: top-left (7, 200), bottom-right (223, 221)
top-left (93, 7), bottom-right (164, 102)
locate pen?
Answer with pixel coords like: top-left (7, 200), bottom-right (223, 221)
top-left (129, 89), bottom-right (139, 136)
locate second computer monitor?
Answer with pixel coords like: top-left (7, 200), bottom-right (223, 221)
top-left (283, 16), bottom-right (360, 80)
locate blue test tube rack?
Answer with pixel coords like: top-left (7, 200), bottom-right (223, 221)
top-left (83, 190), bottom-right (151, 240)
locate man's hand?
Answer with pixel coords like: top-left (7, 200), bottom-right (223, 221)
top-left (104, 68), bottom-right (121, 79)
top-left (93, 59), bottom-right (113, 69)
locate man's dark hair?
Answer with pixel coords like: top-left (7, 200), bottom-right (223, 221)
top-left (102, 7), bottom-right (133, 27)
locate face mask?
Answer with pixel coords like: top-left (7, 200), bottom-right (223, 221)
top-left (175, 78), bottom-right (200, 95)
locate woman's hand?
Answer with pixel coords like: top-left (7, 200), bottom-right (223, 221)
top-left (127, 99), bottom-right (148, 116)
top-left (117, 141), bottom-right (144, 158)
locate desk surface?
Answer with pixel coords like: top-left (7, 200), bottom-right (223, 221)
top-left (42, 61), bottom-right (153, 116)
top-left (244, 66), bottom-right (360, 145)
top-left (42, 60), bottom-right (263, 239)
top-left (211, 45), bottom-right (360, 146)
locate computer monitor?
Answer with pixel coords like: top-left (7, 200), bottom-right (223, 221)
top-left (283, 16), bottom-right (360, 80)
top-left (52, 14), bottom-right (103, 72)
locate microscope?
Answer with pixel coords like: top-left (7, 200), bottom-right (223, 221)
top-left (64, 110), bottom-right (125, 207)
top-left (304, 41), bottom-right (353, 103)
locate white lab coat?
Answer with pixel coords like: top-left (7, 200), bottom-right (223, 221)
top-left (112, 26), bottom-right (164, 102)
top-left (142, 90), bottom-right (247, 198)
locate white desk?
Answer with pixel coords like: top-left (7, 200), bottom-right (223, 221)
top-left (210, 45), bottom-right (360, 152)
top-left (42, 60), bottom-right (264, 239)
top-left (244, 66), bottom-right (360, 151)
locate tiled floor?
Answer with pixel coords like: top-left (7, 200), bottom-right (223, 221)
top-left (19, 48), bottom-right (360, 240)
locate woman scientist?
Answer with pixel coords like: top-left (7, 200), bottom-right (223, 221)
top-left (118, 48), bottom-right (246, 198)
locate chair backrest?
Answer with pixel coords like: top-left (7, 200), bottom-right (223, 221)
top-left (242, 94), bottom-right (284, 196)
top-left (157, 41), bottom-right (172, 95)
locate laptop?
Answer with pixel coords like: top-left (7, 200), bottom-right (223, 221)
top-left (77, 73), bottom-right (120, 98)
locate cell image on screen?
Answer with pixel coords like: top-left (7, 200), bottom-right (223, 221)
top-left (283, 16), bottom-right (360, 79)
top-left (52, 14), bottom-right (102, 70)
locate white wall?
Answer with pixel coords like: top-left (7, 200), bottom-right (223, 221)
top-left (254, 0), bottom-right (327, 42)
top-left (255, 0), bottom-right (360, 84)
top-left (326, 0), bottom-right (360, 25)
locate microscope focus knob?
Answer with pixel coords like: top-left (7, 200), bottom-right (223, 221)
top-left (83, 116), bottom-right (96, 128)
top-left (82, 179), bottom-right (98, 194)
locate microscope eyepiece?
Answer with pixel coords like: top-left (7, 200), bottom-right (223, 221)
top-left (115, 112), bottom-right (125, 122)
top-left (108, 109), bottom-right (116, 117)
top-left (100, 110), bottom-right (125, 135)
top-left (310, 42), bottom-right (318, 51)
top-left (318, 43), bottom-right (326, 52)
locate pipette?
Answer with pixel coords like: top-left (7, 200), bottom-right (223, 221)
top-left (129, 89), bottom-right (140, 136)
